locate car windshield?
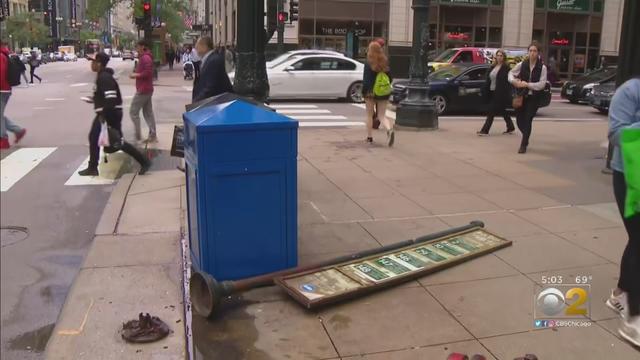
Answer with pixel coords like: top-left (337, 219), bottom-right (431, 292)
top-left (577, 67), bottom-right (617, 82)
top-left (429, 65), bottom-right (465, 81)
top-left (432, 49), bottom-right (458, 63)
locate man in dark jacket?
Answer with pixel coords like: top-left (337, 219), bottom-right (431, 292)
top-left (78, 52), bottom-right (150, 176)
top-left (191, 36), bottom-right (233, 103)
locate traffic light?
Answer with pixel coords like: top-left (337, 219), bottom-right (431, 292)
top-left (289, 0), bottom-right (299, 22)
top-left (277, 11), bottom-right (288, 23)
top-left (142, 0), bottom-right (151, 27)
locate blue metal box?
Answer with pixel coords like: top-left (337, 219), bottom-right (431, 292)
top-left (184, 99), bottom-right (298, 281)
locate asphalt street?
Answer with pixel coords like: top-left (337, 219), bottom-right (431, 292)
top-left (0, 59), bottom-right (608, 359)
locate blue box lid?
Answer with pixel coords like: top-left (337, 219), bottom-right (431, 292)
top-left (183, 99), bottom-right (298, 132)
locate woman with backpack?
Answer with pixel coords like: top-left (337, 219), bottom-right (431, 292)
top-left (362, 41), bottom-right (394, 147)
top-left (29, 51), bottom-right (42, 84)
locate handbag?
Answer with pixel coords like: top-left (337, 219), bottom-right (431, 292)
top-left (512, 94), bottom-right (524, 109)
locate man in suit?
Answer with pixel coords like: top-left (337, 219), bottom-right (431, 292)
top-left (192, 37), bottom-right (233, 103)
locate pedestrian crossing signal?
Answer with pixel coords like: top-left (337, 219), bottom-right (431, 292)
top-left (277, 11), bottom-right (288, 23)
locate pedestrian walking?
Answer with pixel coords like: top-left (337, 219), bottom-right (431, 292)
top-left (191, 46), bottom-right (201, 80)
top-left (477, 49), bottom-right (515, 136)
top-left (10, 54), bottom-right (29, 86)
top-left (129, 40), bottom-right (157, 143)
top-left (165, 46), bottom-right (175, 70)
top-left (78, 52), bottom-right (150, 176)
top-left (362, 41), bottom-right (394, 147)
top-left (29, 51), bottom-right (42, 84)
top-left (606, 77), bottom-right (640, 347)
top-left (191, 37), bottom-right (233, 103)
top-left (1, 41), bottom-right (27, 149)
top-left (508, 42), bottom-right (548, 154)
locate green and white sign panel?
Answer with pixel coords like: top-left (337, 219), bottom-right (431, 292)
top-left (276, 228), bottom-right (511, 308)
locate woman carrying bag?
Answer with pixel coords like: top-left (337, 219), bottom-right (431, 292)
top-left (508, 42), bottom-right (548, 154)
top-left (477, 49), bottom-right (515, 136)
top-left (362, 41), bottom-right (394, 147)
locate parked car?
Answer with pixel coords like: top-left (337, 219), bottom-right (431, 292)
top-left (111, 50), bottom-right (121, 58)
top-left (391, 64), bottom-right (551, 115)
top-left (561, 66), bottom-right (617, 104)
top-left (590, 80), bottom-right (616, 114)
top-left (428, 47), bottom-right (487, 73)
top-left (229, 54), bottom-right (364, 102)
top-left (122, 50), bottom-right (135, 60)
top-left (64, 53), bottom-right (78, 62)
top-left (53, 52), bottom-right (65, 61)
top-left (267, 49), bottom-right (345, 69)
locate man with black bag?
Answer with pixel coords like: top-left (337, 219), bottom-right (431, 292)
top-left (78, 52), bottom-right (150, 176)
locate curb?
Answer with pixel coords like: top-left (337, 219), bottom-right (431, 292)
top-left (94, 173), bottom-right (136, 235)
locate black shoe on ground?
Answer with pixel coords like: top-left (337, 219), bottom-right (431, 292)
top-left (78, 167), bottom-right (99, 176)
top-left (139, 160), bottom-right (152, 175)
top-left (366, 137), bottom-right (373, 143)
top-left (518, 145), bottom-right (527, 154)
top-left (388, 129), bottom-right (395, 147)
top-left (477, 131), bottom-right (489, 136)
top-left (503, 128), bottom-right (515, 135)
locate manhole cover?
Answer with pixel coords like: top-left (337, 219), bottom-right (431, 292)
top-left (1, 227), bottom-right (29, 248)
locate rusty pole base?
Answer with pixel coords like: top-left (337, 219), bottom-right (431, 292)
top-left (121, 313), bottom-right (171, 343)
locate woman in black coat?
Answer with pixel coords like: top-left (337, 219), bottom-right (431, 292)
top-left (477, 49), bottom-right (514, 135)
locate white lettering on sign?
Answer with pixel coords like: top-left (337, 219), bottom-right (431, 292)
top-left (557, 0), bottom-right (576, 9)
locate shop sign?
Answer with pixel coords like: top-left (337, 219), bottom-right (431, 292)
top-left (550, 0), bottom-right (590, 12)
top-left (551, 38), bottom-right (570, 46)
top-left (440, 0), bottom-right (488, 5)
top-left (446, 32), bottom-right (471, 41)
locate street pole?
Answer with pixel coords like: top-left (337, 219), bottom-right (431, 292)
top-left (277, 0), bottom-right (284, 54)
top-left (395, 0), bottom-right (438, 129)
top-left (234, 0), bottom-right (269, 102)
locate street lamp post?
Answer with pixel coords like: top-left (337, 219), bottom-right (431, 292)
top-left (233, 0), bottom-right (269, 102)
top-left (56, 16), bottom-right (63, 46)
top-left (395, 0), bottom-right (438, 129)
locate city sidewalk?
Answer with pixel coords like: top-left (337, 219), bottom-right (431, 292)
top-left (193, 119), bottom-right (638, 359)
top-left (45, 164), bottom-right (188, 358)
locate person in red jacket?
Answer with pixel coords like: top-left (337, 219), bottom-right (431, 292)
top-left (129, 40), bottom-right (157, 143)
top-left (1, 41), bottom-right (27, 149)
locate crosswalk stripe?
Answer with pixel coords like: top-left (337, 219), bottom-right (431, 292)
top-left (351, 103), bottom-right (366, 109)
top-left (300, 122), bottom-right (365, 127)
top-left (269, 104), bottom-right (318, 109)
top-left (289, 115), bottom-right (348, 120)
top-left (70, 83), bottom-right (89, 87)
top-left (277, 109), bottom-right (331, 114)
top-left (1, 147), bottom-right (57, 192)
top-left (64, 150), bottom-right (128, 186)
top-left (45, 98), bottom-right (65, 101)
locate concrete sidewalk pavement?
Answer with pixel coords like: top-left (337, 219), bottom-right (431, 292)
top-left (193, 119), bottom-right (638, 359)
top-left (45, 166), bottom-right (187, 359)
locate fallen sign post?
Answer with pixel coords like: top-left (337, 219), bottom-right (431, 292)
top-left (190, 221), bottom-right (511, 317)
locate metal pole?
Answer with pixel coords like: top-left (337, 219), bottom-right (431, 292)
top-left (233, 0), bottom-right (269, 101)
top-left (395, 0), bottom-right (438, 129)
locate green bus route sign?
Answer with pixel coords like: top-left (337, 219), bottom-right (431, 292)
top-left (275, 227), bottom-right (511, 309)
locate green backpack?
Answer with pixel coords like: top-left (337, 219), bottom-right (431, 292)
top-left (621, 128), bottom-right (640, 218)
top-left (373, 72), bottom-right (392, 97)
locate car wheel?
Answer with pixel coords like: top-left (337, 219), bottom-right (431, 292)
top-left (569, 99), bottom-right (579, 104)
top-left (347, 81), bottom-right (364, 103)
top-left (598, 108), bottom-right (608, 114)
top-left (431, 94), bottom-right (447, 115)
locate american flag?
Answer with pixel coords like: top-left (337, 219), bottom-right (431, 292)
top-left (184, 15), bottom-right (193, 29)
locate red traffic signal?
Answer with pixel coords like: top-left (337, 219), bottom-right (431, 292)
top-left (143, 3), bottom-right (151, 11)
top-left (277, 11), bottom-right (288, 23)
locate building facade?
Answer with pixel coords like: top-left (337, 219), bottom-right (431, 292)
top-left (210, 0), bottom-right (624, 78)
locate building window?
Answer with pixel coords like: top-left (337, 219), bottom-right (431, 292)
top-left (589, 33), bottom-right (600, 48)
top-left (575, 32), bottom-right (587, 47)
top-left (593, 0), bottom-right (603, 13)
top-left (491, 0), bottom-right (501, 5)
top-left (489, 27), bottom-right (501, 43)
top-left (474, 27), bottom-right (487, 43)
top-left (536, 0), bottom-right (545, 9)
top-left (532, 29), bottom-right (544, 44)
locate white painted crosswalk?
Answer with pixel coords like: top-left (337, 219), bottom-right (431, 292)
top-left (1, 147), bottom-right (131, 192)
top-left (275, 104), bottom-right (363, 127)
top-left (1, 148), bottom-right (57, 192)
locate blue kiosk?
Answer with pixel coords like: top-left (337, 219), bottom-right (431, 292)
top-left (183, 95), bottom-right (298, 281)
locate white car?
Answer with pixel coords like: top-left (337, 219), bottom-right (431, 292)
top-left (267, 50), bottom-right (345, 69)
top-left (231, 54), bottom-right (364, 102)
top-left (64, 53), bottom-right (78, 62)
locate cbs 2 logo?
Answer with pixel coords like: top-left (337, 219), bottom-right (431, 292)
top-left (537, 287), bottom-right (589, 316)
